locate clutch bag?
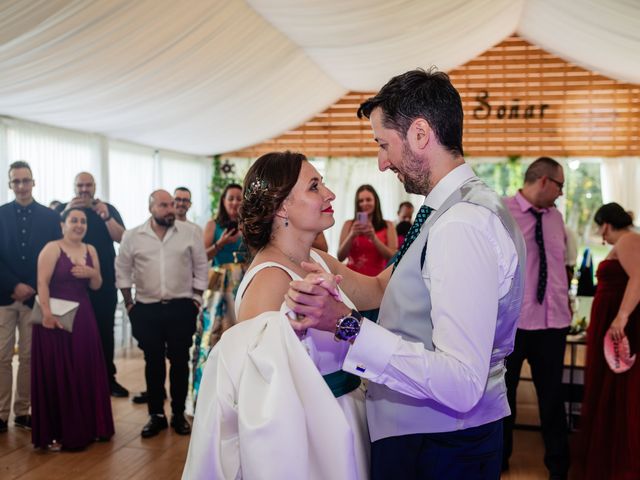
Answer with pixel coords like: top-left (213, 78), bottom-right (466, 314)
top-left (604, 334), bottom-right (636, 374)
top-left (30, 295), bottom-right (80, 333)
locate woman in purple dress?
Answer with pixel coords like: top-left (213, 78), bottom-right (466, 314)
top-left (32, 207), bottom-right (114, 451)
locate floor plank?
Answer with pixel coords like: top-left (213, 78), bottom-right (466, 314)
top-left (0, 340), bottom-right (576, 479)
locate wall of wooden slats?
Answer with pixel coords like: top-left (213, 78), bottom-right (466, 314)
top-left (225, 36), bottom-right (640, 158)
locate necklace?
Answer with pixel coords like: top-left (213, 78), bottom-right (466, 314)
top-left (270, 244), bottom-right (311, 266)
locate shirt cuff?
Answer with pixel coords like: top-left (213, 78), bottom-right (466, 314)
top-left (115, 280), bottom-right (133, 289)
top-left (343, 319), bottom-right (401, 379)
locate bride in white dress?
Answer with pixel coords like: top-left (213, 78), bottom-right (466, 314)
top-left (182, 152), bottom-right (386, 480)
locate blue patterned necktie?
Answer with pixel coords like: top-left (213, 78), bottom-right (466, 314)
top-left (393, 205), bottom-right (434, 272)
top-left (529, 208), bottom-right (547, 304)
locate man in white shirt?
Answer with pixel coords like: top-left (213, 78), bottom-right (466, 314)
top-left (116, 190), bottom-right (208, 438)
top-left (287, 68), bottom-right (526, 479)
top-left (131, 186), bottom-right (203, 406)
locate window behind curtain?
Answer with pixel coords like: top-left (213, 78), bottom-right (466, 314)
top-left (5, 119), bottom-right (100, 206)
top-left (108, 141), bottom-right (155, 229)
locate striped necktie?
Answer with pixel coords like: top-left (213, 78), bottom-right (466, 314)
top-left (393, 205), bottom-right (434, 272)
top-left (529, 208), bottom-right (547, 303)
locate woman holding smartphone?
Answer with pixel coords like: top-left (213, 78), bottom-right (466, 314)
top-left (338, 184), bottom-right (397, 276)
top-left (192, 183), bottom-right (246, 406)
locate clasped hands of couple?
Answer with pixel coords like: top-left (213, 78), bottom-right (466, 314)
top-left (285, 262), bottom-right (352, 335)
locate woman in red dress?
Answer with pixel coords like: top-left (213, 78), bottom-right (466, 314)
top-left (580, 203), bottom-right (640, 480)
top-left (337, 185), bottom-right (397, 277)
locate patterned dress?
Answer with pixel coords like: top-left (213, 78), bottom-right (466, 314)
top-left (190, 223), bottom-right (246, 408)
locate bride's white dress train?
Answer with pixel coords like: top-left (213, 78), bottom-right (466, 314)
top-left (182, 251), bottom-right (369, 479)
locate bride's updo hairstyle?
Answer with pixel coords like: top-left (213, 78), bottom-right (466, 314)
top-left (240, 151), bottom-right (305, 252)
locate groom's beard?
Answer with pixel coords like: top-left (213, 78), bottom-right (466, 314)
top-left (400, 142), bottom-right (432, 196)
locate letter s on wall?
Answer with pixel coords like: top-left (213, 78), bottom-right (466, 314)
top-left (473, 90), bottom-right (491, 120)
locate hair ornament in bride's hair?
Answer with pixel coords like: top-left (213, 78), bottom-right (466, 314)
top-left (245, 178), bottom-right (269, 200)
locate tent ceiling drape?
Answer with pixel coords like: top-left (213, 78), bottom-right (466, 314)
top-left (0, 0), bottom-right (638, 155)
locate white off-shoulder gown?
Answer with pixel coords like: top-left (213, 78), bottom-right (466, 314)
top-left (182, 251), bottom-right (369, 479)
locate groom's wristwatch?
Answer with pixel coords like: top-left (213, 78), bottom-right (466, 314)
top-left (334, 309), bottom-right (364, 342)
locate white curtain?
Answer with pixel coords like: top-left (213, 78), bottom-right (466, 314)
top-left (0, 118), bottom-right (215, 227)
top-left (0, 0), bottom-right (344, 155)
top-left (249, 0), bottom-right (525, 90)
top-left (0, 117), bottom-right (101, 205)
top-left (108, 144), bottom-right (213, 229)
top-left (600, 157), bottom-right (640, 224)
top-left (107, 141), bottom-right (156, 229)
top-left (518, 0), bottom-right (640, 85)
top-left (1, 0), bottom-right (638, 155)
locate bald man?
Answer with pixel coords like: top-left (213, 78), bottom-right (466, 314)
top-left (116, 190), bottom-right (208, 438)
top-left (56, 172), bottom-right (128, 397)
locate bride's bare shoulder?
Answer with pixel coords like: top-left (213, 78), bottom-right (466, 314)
top-left (237, 265), bottom-right (292, 321)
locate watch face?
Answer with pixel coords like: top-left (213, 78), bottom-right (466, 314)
top-left (337, 316), bottom-right (360, 341)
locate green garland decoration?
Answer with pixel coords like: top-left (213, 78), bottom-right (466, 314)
top-left (209, 155), bottom-right (239, 216)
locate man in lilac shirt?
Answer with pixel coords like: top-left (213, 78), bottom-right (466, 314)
top-left (503, 157), bottom-right (571, 480)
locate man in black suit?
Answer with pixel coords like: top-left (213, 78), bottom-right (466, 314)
top-left (56, 172), bottom-right (128, 397)
top-left (0, 161), bottom-right (61, 433)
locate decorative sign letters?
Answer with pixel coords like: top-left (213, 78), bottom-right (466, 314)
top-left (472, 90), bottom-right (550, 120)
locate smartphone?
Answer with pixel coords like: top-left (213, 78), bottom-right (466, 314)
top-left (356, 212), bottom-right (368, 224)
top-left (226, 220), bottom-right (238, 233)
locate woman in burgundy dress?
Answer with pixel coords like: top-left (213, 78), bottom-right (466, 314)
top-left (337, 184), bottom-right (397, 277)
top-left (32, 207), bottom-right (114, 451)
top-left (580, 203), bottom-right (640, 479)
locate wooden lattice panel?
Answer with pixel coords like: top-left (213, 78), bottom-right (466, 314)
top-left (225, 36), bottom-right (640, 158)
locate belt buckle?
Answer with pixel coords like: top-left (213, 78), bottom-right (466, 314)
top-left (160, 299), bottom-right (171, 305)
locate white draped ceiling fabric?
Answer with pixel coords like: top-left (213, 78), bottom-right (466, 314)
top-left (0, 0), bottom-right (639, 156)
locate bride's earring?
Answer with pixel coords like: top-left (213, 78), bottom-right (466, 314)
top-left (602, 236), bottom-right (606, 246)
top-left (284, 217), bottom-right (289, 227)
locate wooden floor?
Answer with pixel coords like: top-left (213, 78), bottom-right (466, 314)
top-left (1, 340), bottom-right (578, 479)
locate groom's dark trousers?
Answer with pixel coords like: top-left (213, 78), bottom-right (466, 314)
top-left (371, 419), bottom-right (503, 480)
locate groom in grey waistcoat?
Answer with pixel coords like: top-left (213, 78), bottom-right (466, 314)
top-left (287, 68), bottom-right (526, 480)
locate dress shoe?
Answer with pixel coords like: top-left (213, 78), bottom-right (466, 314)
top-left (14, 414), bottom-right (31, 430)
top-left (132, 391), bottom-right (148, 404)
top-left (0, 418), bottom-right (7, 433)
top-left (141, 415), bottom-right (168, 438)
top-left (110, 380), bottom-right (129, 398)
top-left (47, 441), bottom-right (62, 452)
top-left (170, 413), bottom-right (191, 435)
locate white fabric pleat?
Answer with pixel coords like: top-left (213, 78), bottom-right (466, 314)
top-left (0, 0), bottom-right (638, 155)
top-left (183, 306), bottom-right (367, 479)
